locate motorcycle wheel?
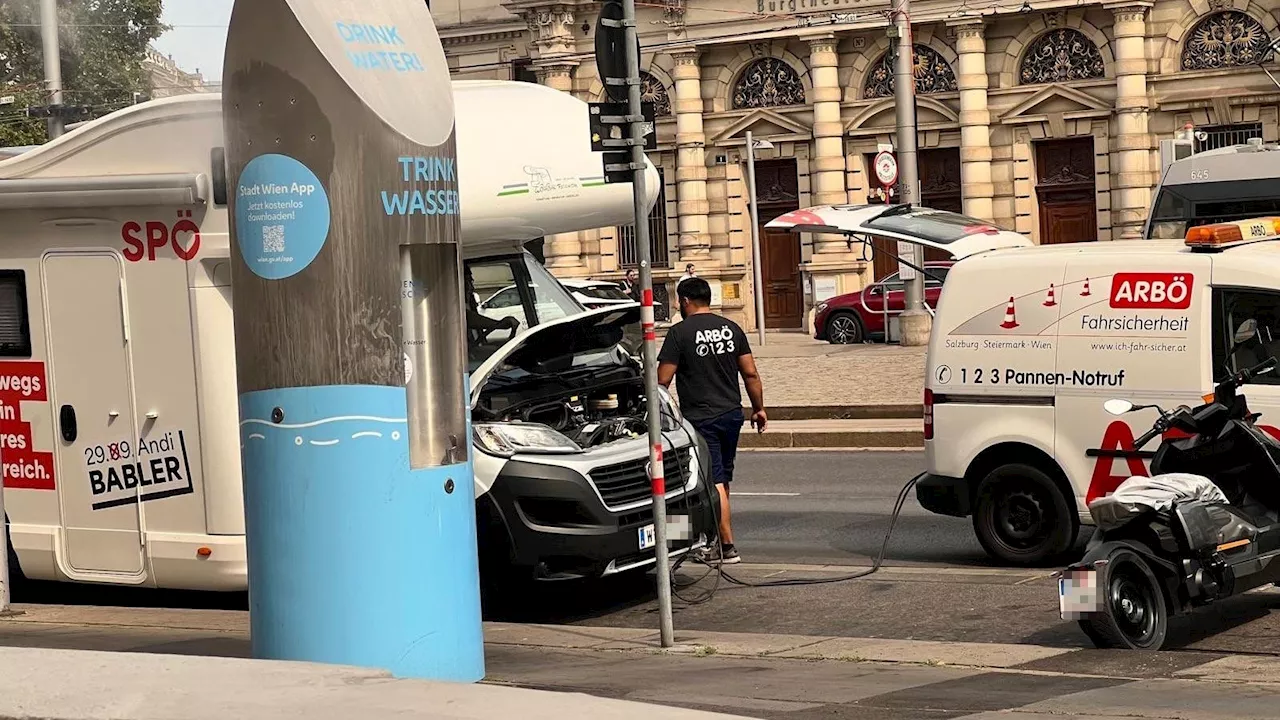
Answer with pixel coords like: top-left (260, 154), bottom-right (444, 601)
top-left (1078, 548), bottom-right (1168, 650)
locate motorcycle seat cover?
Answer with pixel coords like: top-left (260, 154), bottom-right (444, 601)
top-left (1089, 473), bottom-right (1229, 531)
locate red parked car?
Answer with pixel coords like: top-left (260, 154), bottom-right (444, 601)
top-left (814, 261), bottom-right (953, 344)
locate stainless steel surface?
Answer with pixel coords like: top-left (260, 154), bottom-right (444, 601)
top-left (40, 0), bottom-right (63, 139)
top-left (400, 243), bottom-right (469, 468)
top-left (746, 130), bottom-right (766, 347)
top-left (620, 0), bottom-right (675, 647)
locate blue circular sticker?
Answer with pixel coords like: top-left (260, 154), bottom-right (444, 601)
top-left (235, 154), bottom-right (331, 280)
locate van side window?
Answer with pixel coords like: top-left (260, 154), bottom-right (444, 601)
top-left (0, 271), bottom-right (32, 357)
top-left (1212, 288), bottom-right (1280, 384)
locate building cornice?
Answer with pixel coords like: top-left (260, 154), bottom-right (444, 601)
top-left (438, 20), bottom-right (528, 44)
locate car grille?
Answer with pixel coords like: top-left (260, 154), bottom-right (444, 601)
top-left (589, 447), bottom-right (694, 509)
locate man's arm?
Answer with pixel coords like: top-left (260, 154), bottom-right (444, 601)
top-left (738, 353), bottom-right (767, 432)
top-left (657, 331), bottom-right (680, 388)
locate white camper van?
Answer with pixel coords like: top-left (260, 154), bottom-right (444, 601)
top-left (0, 83), bottom-right (716, 591)
top-left (766, 205), bottom-right (1280, 566)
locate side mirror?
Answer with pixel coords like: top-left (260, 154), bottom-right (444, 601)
top-left (1103, 399), bottom-right (1134, 416)
top-left (1235, 319), bottom-right (1259, 345)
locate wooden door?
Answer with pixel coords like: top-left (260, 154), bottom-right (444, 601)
top-left (751, 158), bottom-right (802, 329)
top-left (762, 222), bottom-right (802, 327)
top-left (1035, 138), bottom-right (1098, 245)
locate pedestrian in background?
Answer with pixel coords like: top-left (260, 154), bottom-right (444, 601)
top-left (658, 277), bottom-right (767, 565)
top-left (620, 268), bottom-right (640, 302)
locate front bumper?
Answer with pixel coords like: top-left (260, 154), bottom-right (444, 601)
top-left (478, 428), bottom-right (720, 580)
top-left (915, 472), bottom-right (971, 517)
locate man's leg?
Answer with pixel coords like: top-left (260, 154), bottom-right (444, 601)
top-left (693, 418), bottom-right (729, 545)
top-left (717, 409), bottom-right (744, 553)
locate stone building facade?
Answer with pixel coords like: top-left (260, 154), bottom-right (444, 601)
top-left (143, 47), bottom-right (216, 99)
top-left (437, 0), bottom-right (1280, 331)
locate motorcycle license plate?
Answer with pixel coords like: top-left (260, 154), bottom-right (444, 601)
top-left (1058, 569), bottom-right (1100, 619)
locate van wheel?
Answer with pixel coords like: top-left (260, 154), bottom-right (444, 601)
top-left (826, 312), bottom-right (864, 344)
top-left (973, 463), bottom-right (1077, 566)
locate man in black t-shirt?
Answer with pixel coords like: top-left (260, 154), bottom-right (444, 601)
top-left (658, 277), bottom-right (767, 565)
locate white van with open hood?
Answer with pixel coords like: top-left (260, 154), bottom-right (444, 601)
top-left (0, 83), bottom-right (715, 592)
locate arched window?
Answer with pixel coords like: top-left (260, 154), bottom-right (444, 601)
top-left (1019, 29), bottom-right (1105, 84)
top-left (639, 72), bottom-right (672, 117)
top-left (863, 45), bottom-right (957, 99)
top-left (731, 57), bottom-right (806, 109)
top-left (1182, 11), bottom-right (1273, 70)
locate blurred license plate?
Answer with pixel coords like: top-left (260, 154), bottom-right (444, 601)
top-left (1059, 569), bottom-right (1099, 619)
top-left (638, 524), bottom-right (655, 550)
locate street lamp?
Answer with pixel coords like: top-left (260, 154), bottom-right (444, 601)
top-left (745, 130), bottom-right (773, 347)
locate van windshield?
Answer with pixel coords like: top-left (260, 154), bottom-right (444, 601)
top-left (465, 252), bottom-right (584, 372)
top-left (1147, 181), bottom-right (1280, 239)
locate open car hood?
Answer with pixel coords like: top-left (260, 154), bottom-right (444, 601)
top-left (765, 204), bottom-right (1033, 260)
top-left (470, 303), bottom-right (642, 404)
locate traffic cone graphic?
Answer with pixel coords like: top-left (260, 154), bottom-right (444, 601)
top-left (1080, 278), bottom-right (1092, 296)
top-left (1000, 296), bottom-right (1020, 329)
top-left (1043, 283), bottom-right (1057, 307)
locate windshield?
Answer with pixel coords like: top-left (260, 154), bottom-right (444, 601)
top-left (577, 283), bottom-right (631, 301)
top-left (1147, 181), bottom-right (1280, 239)
top-left (465, 253), bottom-right (584, 373)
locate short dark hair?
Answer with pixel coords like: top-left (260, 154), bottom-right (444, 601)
top-left (677, 277), bottom-right (712, 305)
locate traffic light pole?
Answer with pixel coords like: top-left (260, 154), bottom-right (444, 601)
top-left (891, 0), bottom-right (930, 346)
top-left (601, 0), bottom-right (675, 649)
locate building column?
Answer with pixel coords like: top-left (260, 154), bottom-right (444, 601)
top-left (952, 19), bottom-right (994, 221)
top-left (1108, 3), bottom-right (1153, 240)
top-left (671, 47), bottom-right (712, 265)
top-left (807, 35), bottom-right (849, 256)
top-left (535, 61), bottom-right (587, 272)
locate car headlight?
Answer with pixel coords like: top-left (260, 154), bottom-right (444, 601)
top-left (656, 386), bottom-right (683, 431)
top-left (473, 423), bottom-right (582, 457)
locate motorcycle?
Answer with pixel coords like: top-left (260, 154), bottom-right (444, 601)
top-left (1059, 318), bottom-right (1280, 649)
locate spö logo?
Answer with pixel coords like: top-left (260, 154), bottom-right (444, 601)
top-left (1109, 273), bottom-right (1193, 310)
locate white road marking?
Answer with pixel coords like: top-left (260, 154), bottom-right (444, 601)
top-left (734, 492), bottom-right (801, 497)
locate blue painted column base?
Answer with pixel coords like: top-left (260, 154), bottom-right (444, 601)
top-left (239, 385), bottom-right (484, 681)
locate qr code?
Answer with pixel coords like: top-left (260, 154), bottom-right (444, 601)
top-left (262, 225), bottom-right (285, 254)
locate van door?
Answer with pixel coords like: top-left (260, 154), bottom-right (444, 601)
top-left (1054, 254), bottom-right (1211, 512)
top-left (43, 252), bottom-right (143, 576)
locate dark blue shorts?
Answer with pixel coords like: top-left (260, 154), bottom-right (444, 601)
top-left (690, 408), bottom-right (744, 486)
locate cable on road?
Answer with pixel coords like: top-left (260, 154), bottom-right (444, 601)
top-left (668, 473), bottom-right (921, 600)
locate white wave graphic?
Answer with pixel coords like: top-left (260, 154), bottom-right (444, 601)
top-left (352, 431), bottom-right (383, 439)
top-left (247, 433), bottom-right (266, 441)
top-left (309, 439), bottom-right (340, 446)
top-left (241, 415), bottom-right (407, 429)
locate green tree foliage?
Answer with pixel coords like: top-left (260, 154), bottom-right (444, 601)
top-left (0, 0), bottom-right (166, 147)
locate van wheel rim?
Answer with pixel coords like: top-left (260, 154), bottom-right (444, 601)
top-left (996, 487), bottom-right (1049, 548)
top-left (1107, 561), bottom-right (1158, 644)
top-left (829, 316), bottom-right (858, 343)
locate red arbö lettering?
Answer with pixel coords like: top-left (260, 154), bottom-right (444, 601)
top-left (1109, 273), bottom-right (1193, 310)
top-left (121, 216), bottom-right (202, 262)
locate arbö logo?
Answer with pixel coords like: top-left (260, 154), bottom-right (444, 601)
top-left (1109, 273), bottom-right (1192, 310)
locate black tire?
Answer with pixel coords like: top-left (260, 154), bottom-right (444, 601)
top-left (1078, 548), bottom-right (1169, 650)
top-left (825, 311), bottom-right (864, 345)
top-left (973, 463), bottom-right (1078, 566)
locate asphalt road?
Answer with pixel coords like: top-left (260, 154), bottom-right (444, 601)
top-left (726, 450), bottom-right (990, 568)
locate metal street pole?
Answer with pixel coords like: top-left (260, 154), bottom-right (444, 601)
top-left (745, 131), bottom-right (766, 347)
top-left (891, 0), bottom-right (930, 346)
top-left (620, 0), bottom-right (674, 648)
top-left (39, 0), bottom-right (64, 140)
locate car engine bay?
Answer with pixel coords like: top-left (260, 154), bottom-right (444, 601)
top-left (474, 374), bottom-right (651, 449)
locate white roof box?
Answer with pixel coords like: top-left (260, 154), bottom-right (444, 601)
top-left (0, 81), bottom-right (659, 247)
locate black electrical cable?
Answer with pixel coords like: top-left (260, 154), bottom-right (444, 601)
top-left (669, 467), bottom-right (920, 595)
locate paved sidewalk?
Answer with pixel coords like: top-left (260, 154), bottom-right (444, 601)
top-left (662, 333), bottom-right (927, 410)
top-left (7, 604), bottom-right (1280, 718)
